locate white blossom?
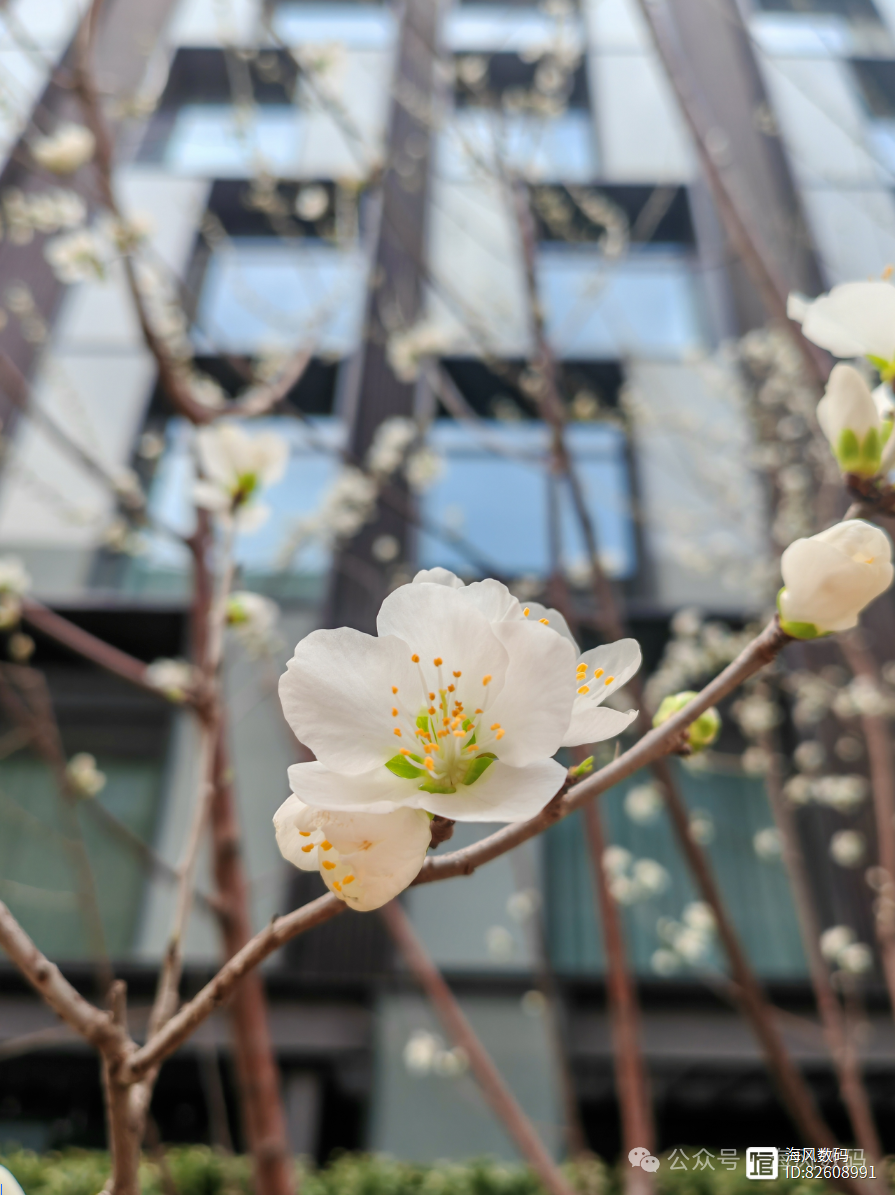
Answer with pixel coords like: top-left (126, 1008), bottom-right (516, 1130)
top-left (794, 740), bottom-right (825, 773)
top-left (44, 230), bottom-right (108, 284)
top-left (403, 1029), bottom-right (440, 1075)
top-left (274, 794), bottom-right (431, 911)
top-left (753, 827), bottom-right (783, 860)
top-left (404, 446), bottom-right (444, 492)
top-left (820, 925), bottom-right (855, 963)
top-left (366, 417), bottom-right (417, 477)
top-left (816, 364), bottom-right (891, 477)
top-left (66, 752), bottom-right (106, 798)
top-left (278, 569), bottom-right (640, 834)
top-left (31, 123), bottom-right (96, 174)
top-left (294, 185), bottom-right (329, 221)
top-left (813, 774), bottom-right (868, 813)
top-left (146, 658), bottom-right (195, 702)
top-left (290, 467), bottom-right (377, 552)
top-left (386, 321), bottom-right (455, 383)
top-left (193, 422), bottom-right (288, 529)
top-left (829, 829), bottom-right (865, 868)
top-left (838, 942), bottom-right (873, 974)
top-left (486, 925), bottom-right (514, 960)
top-left (227, 591), bottom-right (280, 657)
top-left (788, 282), bottom-right (895, 371)
top-left (624, 783), bottom-right (663, 824)
top-left (778, 520), bottom-right (894, 637)
top-left (0, 556), bottom-right (30, 629)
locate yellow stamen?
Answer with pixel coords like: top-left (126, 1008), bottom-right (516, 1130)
top-left (453, 730), bottom-right (465, 737)
top-left (320, 840), bottom-right (332, 851)
top-left (392, 707), bottom-right (398, 717)
top-left (412, 654), bottom-right (420, 663)
top-left (301, 843), bottom-right (315, 854)
top-left (523, 607), bottom-right (530, 617)
top-left (464, 743), bottom-right (477, 751)
top-left (343, 875), bottom-right (355, 885)
top-left (539, 617), bottom-right (549, 625)
top-left (496, 729), bottom-right (505, 740)
top-left (392, 686), bottom-right (399, 694)
top-left (434, 657), bottom-right (443, 666)
top-left (438, 730), bottom-right (449, 738)
top-left (332, 880), bottom-right (342, 892)
top-left (322, 860), bottom-right (336, 870)
top-left (424, 758), bottom-right (435, 770)
top-left (490, 722), bottom-right (501, 731)
top-left (448, 683), bottom-right (455, 693)
top-left (475, 708), bottom-right (483, 714)
top-left (482, 675), bottom-right (492, 685)
top-left (593, 668), bottom-right (604, 679)
top-left (605, 675), bottom-right (614, 685)
top-left (394, 728), bottom-right (402, 737)
top-left (428, 706), bottom-right (436, 715)
top-left (400, 747), bottom-right (412, 756)
top-left (453, 670), bottom-right (462, 677)
top-left (299, 830), bottom-right (311, 837)
top-left (429, 692), bottom-right (435, 700)
top-left (578, 685), bottom-right (590, 695)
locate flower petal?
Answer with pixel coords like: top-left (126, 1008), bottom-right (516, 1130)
top-left (254, 432), bottom-right (289, 487)
top-left (458, 578), bottom-right (521, 622)
top-left (575, 639), bottom-right (642, 707)
top-left (563, 704), bottom-right (638, 748)
top-left (420, 757), bottom-right (567, 822)
top-left (376, 581), bottom-right (510, 697)
top-left (412, 567), bottom-right (464, 588)
top-left (522, 601), bottom-right (578, 650)
top-left (192, 481), bottom-right (230, 511)
top-left (235, 502), bottom-right (270, 532)
top-left (781, 530), bottom-right (894, 632)
top-left (279, 629), bottom-right (420, 775)
top-left (797, 282), bottom-right (895, 361)
top-left (275, 793), bottom-right (431, 911)
top-left (196, 424), bottom-right (239, 488)
top-left (288, 760), bottom-right (422, 814)
top-left (273, 793), bottom-right (322, 870)
top-left (483, 620), bottom-right (576, 766)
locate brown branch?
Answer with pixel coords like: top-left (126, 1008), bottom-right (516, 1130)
top-left (380, 899), bottom-right (577, 1195)
top-left (21, 600), bottom-right (165, 698)
top-left (122, 892), bottom-right (343, 1081)
top-left (583, 803), bottom-right (655, 1195)
top-left (0, 900), bottom-right (125, 1051)
top-left (837, 631), bottom-right (895, 1017)
top-left (761, 723), bottom-right (883, 1164)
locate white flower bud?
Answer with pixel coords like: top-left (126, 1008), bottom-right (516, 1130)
top-left (816, 365), bottom-right (891, 477)
top-left (778, 520), bottom-right (894, 637)
top-left (829, 829), bottom-right (865, 868)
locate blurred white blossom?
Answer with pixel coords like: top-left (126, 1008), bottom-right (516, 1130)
top-left (227, 591), bottom-right (280, 656)
top-left (624, 783), bottom-right (663, 824)
top-left (31, 124), bottom-right (95, 174)
top-left (193, 422), bottom-right (288, 529)
top-left (753, 827), bottom-right (783, 860)
top-left (829, 829), bottom-right (865, 868)
top-left (44, 229), bottom-right (108, 284)
top-left (146, 658), bottom-right (195, 702)
top-left (66, 753), bottom-right (106, 798)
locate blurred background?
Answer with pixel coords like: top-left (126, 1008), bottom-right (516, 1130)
top-left (0, 0), bottom-right (894, 1171)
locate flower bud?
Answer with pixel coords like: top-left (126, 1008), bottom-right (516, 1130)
top-left (652, 691), bottom-right (721, 753)
top-left (778, 520), bottom-right (894, 638)
top-left (816, 364), bottom-right (891, 476)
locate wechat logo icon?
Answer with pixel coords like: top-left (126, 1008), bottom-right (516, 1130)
top-left (629, 1148), bottom-right (660, 1172)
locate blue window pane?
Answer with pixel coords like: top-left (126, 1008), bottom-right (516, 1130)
top-left (164, 105), bottom-right (301, 176)
top-left (195, 240), bottom-right (368, 355)
top-left (273, 4), bottom-right (396, 49)
top-left (419, 421), bottom-right (636, 578)
top-left (437, 110), bottom-right (597, 182)
top-left (538, 249), bottom-right (706, 358)
top-left (143, 417), bottom-right (634, 584)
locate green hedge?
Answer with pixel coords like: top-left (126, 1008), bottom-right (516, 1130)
top-left (0, 1149), bottom-right (870, 1195)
